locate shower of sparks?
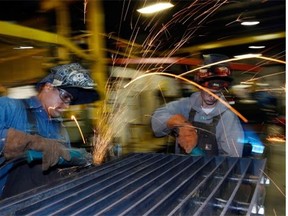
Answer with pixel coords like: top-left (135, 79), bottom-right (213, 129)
top-left (273, 117), bottom-right (286, 126)
top-left (123, 54), bottom-right (286, 124)
top-left (91, 122), bottom-right (113, 165)
top-left (266, 135), bottom-right (286, 143)
top-left (47, 106), bottom-right (56, 112)
top-left (83, 0), bottom-right (88, 24)
top-left (91, 0), bottom-right (285, 166)
top-left (47, 106), bottom-right (58, 119)
top-left (225, 13), bottom-right (243, 26)
top-left (245, 71), bottom-right (285, 82)
top-left (261, 169), bottom-right (286, 198)
top-left (124, 71), bottom-right (248, 123)
top-left (91, 76), bottom-right (134, 165)
top-left (71, 115), bottom-right (86, 144)
top-left (157, 84), bottom-right (166, 104)
top-left (255, 87), bottom-right (285, 92)
top-left (139, 0), bottom-right (229, 54)
top-left (179, 55), bottom-right (285, 78)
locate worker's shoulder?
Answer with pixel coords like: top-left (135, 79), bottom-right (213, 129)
top-left (0, 96), bottom-right (25, 108)
top-left (220, 107), bottom-right (239, 119)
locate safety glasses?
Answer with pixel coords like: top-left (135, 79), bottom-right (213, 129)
top-left (58, 88), bottom-right (73, 104)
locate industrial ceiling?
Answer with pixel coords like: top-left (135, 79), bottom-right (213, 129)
top-left (0, 0), bottom-right (285, 64)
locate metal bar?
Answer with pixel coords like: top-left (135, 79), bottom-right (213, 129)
top-left (219, 158), bottom-right (252, 215)
top-left (1, 153), bottom-right (152, 214)
top-left (144, 157), bottom-right (226, 216)
top-left (93, 156), bottom-right (202, 216)
top-left (245, 158), bottom-right (267, 215)
top-left (166, 157), bottom-right (231, 216)
top-left (67, 154), bottom-right (192, 216)
top-left (195, 157), bottom-right (244, 215)
top-left (17, 153), bottom-right (171, 215)
top-left (0, 153), bottom-right (267, 216)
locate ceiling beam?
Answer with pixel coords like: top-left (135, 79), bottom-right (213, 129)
top-left (0, 21), bottom-right (92, 60)
top-left (173, 32), bottom-right (285, 55)
top-left (110, 57), bottom-right (261, 72)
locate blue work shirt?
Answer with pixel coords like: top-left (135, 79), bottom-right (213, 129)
top-left (0, 96), bottom-right (70, 196)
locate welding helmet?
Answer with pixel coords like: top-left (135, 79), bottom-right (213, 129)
top-left (194, 54), bottom-right (233, 90)
top-left (37, 63), bottom-right (100, 105)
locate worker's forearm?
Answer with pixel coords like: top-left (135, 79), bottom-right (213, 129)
top-left (167, 114), bottom-right (189, 128)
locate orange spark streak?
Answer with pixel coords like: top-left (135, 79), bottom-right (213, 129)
top-left (266, 136), bottom-right (286, 143)
top-left (246, 71), bottom-right (285, 82)
top-left (261, 169), bottom-right (286, 198)
top-left (124, 72), bottom-right (248, 123)
top-left (71, 115), bottom-right (86, 144)
top-left (83, 0), bottom-right (88, 24)
top-left (179, 55), bottom-right (285, 78)
top-left (123, 55), bottom-right (286, 124)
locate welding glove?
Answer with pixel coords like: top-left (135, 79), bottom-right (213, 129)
top-left (167, 114), bottom-right (198, 154)
top-left (3, 128), bottom-right (71, 171)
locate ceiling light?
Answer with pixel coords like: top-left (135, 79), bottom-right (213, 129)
top-left (241, 21), bottom-right (260, 26)
top-left (137, 2), bottom-right (174, 14)
top-left (13, 46), bottom-right (34, 49)
top-left (234, 53), bottom-right (262, 58)
top-left (249, 45), bottom-right (266, 49)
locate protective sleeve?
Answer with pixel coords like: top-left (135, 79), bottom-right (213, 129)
top-left (151, 97), bottom-right (192, 137)
top-left (0, 98), bottom-right (23, 154)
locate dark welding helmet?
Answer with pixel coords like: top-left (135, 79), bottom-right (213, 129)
top-left (37, 63), bottom-right (100, 105)
top-left (194, 54), bottom-right (233, 90)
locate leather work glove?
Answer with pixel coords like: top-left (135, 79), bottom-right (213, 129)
top-left (176, 124), bottom-right (198, 153)
top-left (3, 128), bottom-right (71, 171)
top-left (167, 114), bottom-right (198, 154)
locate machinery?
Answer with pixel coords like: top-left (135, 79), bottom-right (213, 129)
top-left (0, 153), bottom-right (267, 215)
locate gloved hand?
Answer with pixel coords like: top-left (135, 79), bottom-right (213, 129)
top-left (177, 124), bottom-right (198, 153)
top-left (3, 128), bottom-right (71, 171)
top-left (167, 114), bottom-right (198, 153)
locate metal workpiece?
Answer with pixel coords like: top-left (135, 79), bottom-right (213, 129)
top-left (0, 153), bottom-right (267, 215)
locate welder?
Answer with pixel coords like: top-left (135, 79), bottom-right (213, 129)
top-left (151, 54), bottom-right (244, 157)
top-left (0, 62), bottom-right (99, 199)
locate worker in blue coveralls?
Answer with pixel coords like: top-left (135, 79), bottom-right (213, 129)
top-left (151, 54), bottom-right (244, 157)
top-left (0, 63), bottom-right (99, 199)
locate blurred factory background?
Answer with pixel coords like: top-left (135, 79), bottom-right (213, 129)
top-left (0, 0), bottom-right (285, 215)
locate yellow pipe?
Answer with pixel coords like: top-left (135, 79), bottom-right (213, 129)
top-left (86, 0), bottom-right (108, 133)
top-left (0, 21), bottom-right (92, 60)
top-left (173, 32), bottom-right (286, 54)
top-left (87, 0), bottom-right (107, 99)
top-left (0, 49), bottom-right (47, 63)
top-left (55, 1), bottom-right (70, 61)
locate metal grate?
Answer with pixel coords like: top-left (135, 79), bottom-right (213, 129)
top-left (0, 153), bottom-right (267, 215)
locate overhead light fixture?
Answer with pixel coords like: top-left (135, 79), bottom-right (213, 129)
top-left (234, 53), bottom-right (262, 58)
top-left (137, 2), bottom-right (174, 14)
top-left (248, 45), bottom-right (266, 49)
top-left (241, 21), bottom-right (260, 26)
top-left (13, 46), bottom-right (34, 50)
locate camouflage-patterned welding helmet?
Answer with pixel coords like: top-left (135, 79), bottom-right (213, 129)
top-left (37, 63), bottom-right (100, 105)
top-left (194, 54), bottom-right (233, 90)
